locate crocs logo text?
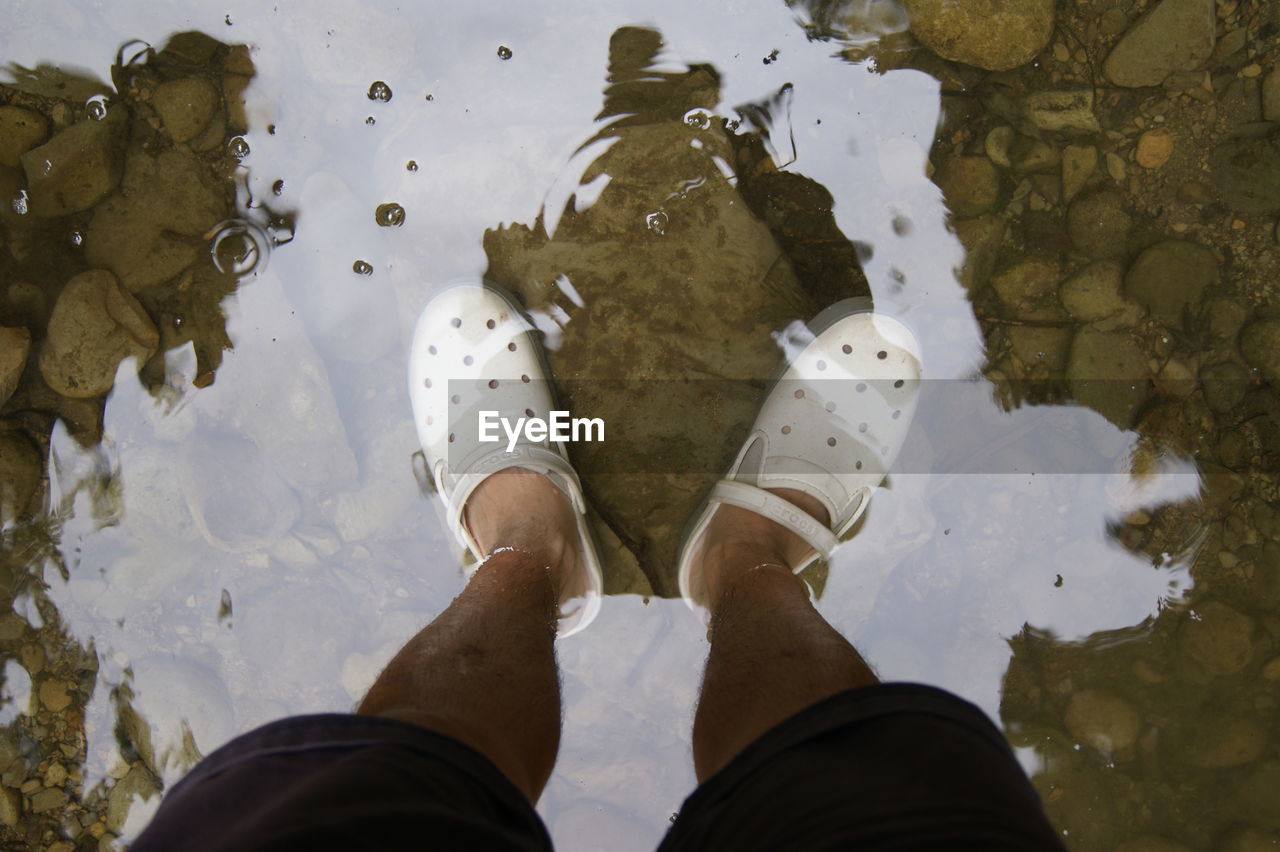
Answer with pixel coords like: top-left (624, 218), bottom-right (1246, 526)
top-left (478, 410), bottom-right (605, 452)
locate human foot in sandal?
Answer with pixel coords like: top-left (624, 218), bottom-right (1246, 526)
top-left (409, 283), bottom-right (604, 636)
top-left (677, 300), bottom-right (922, 619)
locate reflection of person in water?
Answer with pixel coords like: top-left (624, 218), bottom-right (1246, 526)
top-left (131, 284), bottom-right (1064, 851)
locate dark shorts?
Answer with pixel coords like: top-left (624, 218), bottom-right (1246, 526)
top-left (132, 683), bottom-right (1064, 851)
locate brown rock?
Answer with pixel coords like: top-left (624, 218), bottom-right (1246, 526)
top-left (19, 108), bottom-right (126, 217)
top-left (0, 106), bottom-right (49, 168)
top-left (152, 76), bottom-right (219, 142)
top-left (0, 431), bottom-right (42, 519)
top-left (1181, 600), bottom-right (1254, 674)
top-left (1067, 191), bottom-right (1131, 259)
top-left (38, 678), bottom-right (71, 712)
top-left (935, 156), bottom-right (1001, 217)
top-left (1064, 689), bottom-right (1141, 756)
top-left (1136, 127), bottom-right (1175, 168)
top-left (904, 0), bottom-right (1055, 72)
top-left (38, 270), bottom-right (160, 398)
top-left (0, 327), bottom-right (31, 407)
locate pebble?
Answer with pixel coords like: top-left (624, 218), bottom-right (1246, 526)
top-left (1135, 127), bottom-right (1175, 168)
top-left (1240, 64), bottom-right (1261, 79)
top-left (0, 787), bottom-right (18, 827)
top-left (28, 786), bottom-right (67, 814)
top-left (985, 126), bottom-right (1013, 168)
top-left (151, 76), bottom-right (219, 142)
top-left (935, 155), bottom-right (1001, 217)
top-left (1066, 191), bottom-right (1132, 258)
top-left (1059, 260), bottom-right (1127, 321)
top-left (38, 679), bottom-right (71, 713)
top-left (1106, 151), bottom-right (1127, 182)
top-left (0, 327), bottom-right (31, 409)
top-left (1200, 361), bottom-right (1249, 414)
top-left (1024, 89), bottom-right (1101, 133)
top-left (1263, 657), bottom-right (1280, 681)
top-left (1061, 145), bottom-right (1097, 203)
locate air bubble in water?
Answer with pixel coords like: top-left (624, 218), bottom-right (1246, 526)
top-left (365, 116), bottom-right (376, 126)
top-left (70, 231), bottom-right (83, 246)
top-left (209, 219), bottom-right (270, 276)
top-left (353, 260), bottom-right (373, 276)
top-left (406, 160), bottom-right (419, 172)
top-left (375, 203), bottom-right (406, 227)
top-left (645, 211), bottom-right (668, 234)
top-left (85, 95), bottom-right (109, 121)
top-left (271, 179), bottom-right (284, 196)
top-left (11, 190), bottom-right (28, 216)
top-left (228, 136), bottom-right (250, 159)
top-left (683, 108), bottom-right (712, 130)
top-left (497, 45), bottom-right (513, 60)
top-left (115, 39), bottom-right (152, 69)
top-left (367, 81), bottom-right (392, 102)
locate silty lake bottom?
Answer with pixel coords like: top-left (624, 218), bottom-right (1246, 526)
top-left (1, 0), bottom-right (1279, 849)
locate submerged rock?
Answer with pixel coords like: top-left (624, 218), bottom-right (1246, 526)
top-left (1200, 361), bottom-right (1249, 414)
top-left (0, 327), bottom-right (31, 407)
top-left (903, 0), bottom-right (1054, 72)
top-left (1066, 328), bottom-right (1150, 427)
top-left (1067, 191), bottom-right (1132, 259)
top-left (38, 269), bottom-right (160, 397)
top-left (0, 106), bottom-right (48, 168)
top-left (1123, 240), bottom-right (1217, 317)
top-left (1064, 689), bottom-right (1141, 755)
top-left (151, 76), bottom-right (219, 142)
top-left (1209, 133), bottom-right (1280, 214)
top-left (1023, 89), bottom-right (1100, 134)
top-left (0, 429), bottom-right (42, 519)
top-left (1180, 599), bottom-right (1254, 674)
top-left (1059, 260), bottom-right (1127, 321)
top-left (1061, 145), bottom-right (1098, 204)
top-left (936, 155), bottom-right (1001, 217)
top-left (20, 107), bottom-right (126, 216)
top-left (1103, 0), bottom-right (1215, 88)
top-left (1240, 319), bottom-right (1280, 384)
top-left (85, 149), bottom-right (227, 291)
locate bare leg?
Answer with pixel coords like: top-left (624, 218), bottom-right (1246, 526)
top-left (691, 489), bottom-right (878, 781)
top-left (358, 469), bottom-right (581, 802)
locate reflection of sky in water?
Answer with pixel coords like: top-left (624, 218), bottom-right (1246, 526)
top-left (7, 1), bottom-right (1201, 849)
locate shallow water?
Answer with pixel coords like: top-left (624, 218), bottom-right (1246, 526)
top-left (1, 0), bottom-right (1278, 849)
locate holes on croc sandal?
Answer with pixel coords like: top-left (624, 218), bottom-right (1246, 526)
top-left (451, 317), bottom-right (462, 328)
top-left (825, 402), bottom-right (836, 412)
top-left (525, 408), bottom-right (535, 417)
top-left (463, 355), bottom-right (474, 366)
top-left (428, 345), bottom-right (437, 355)
top-left (794, 389), bottom-right (805, 399)
top-left (816, 359), bottom-right (827, 371)
top-left (892, 410), bottom-right (901, 420)
top-left (486, 319), bottom-right (496, 329)
top-left (842, 344), bottom-right (852, 354)
top-left (894, 379), bottom-right (904, 388)
top-left (451, 394), bottom-right (461, 404)
top-left (827, 437), bottom-right (837, 447)
top-left (858, 422), bottom-right (868, 432)
top-left (856, 383), bottom-right (866, 393)
top-left (521, 374), bottom-right (530, 383)
top-left (877, 350), bottom-right (887, 359)
top-left (855, 460), bottom-right (863, 470)
top-left (508, 342), bottom-right (517, 352)
top-left (781, 425), bottom-right (792, 435)
top-left (448, 433), bottom-right (455, 442)
top-left (488, 379), bottom-right (499, 389)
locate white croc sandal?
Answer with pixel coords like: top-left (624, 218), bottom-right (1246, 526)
top-left (409, 283), bottom-right (603, 637)
top-left (677, 299), bottom-right (922, 620)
